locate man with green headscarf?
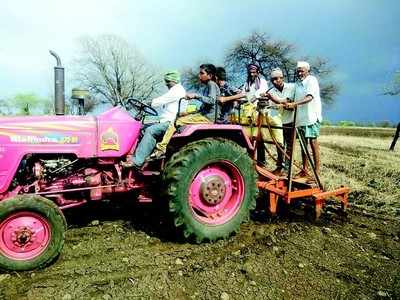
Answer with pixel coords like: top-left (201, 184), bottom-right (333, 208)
top-left (122, 70), bottom-right (185, 169)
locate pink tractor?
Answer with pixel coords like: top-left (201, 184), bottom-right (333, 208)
top-left (0, 53), bottom-right (257, 271)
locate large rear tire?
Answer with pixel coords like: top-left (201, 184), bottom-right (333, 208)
top-left (0, 195), bottom-right (66, 271)
top-left (162, 138), bottom-right (257, 242)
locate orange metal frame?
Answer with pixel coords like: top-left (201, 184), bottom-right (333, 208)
top-left (232, 99), bottom-right (350, 219)
top-left (256, 165), bottom-right (350, 218)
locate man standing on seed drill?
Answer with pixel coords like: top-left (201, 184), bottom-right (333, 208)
top-left (284, 61), bottom-right (322, 176)
top-left (264, 68), bottom-right (296, 174)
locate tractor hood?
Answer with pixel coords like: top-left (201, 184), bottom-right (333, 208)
top-left (0, 114), bottom-right (97, 156)
top-left (0, 107), bottom-right (140, 158)
top-left (0, 107), bottom-right (141, 194)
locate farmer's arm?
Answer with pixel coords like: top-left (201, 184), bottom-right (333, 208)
top-left (151, 86), bottom-right (184, 107)
top-left (286, 79), bottom-right (318, 109)
top-left (218, 92), bottom-right (246, 103)
top-left (197, 83), bottom-right (219, 105)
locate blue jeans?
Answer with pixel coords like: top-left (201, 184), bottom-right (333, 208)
top-left (132, 122), bottom-right (170, 167)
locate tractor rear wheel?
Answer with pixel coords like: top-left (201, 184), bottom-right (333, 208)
top-left (162, 138), bottom-right (257, 242)
top-left (0, 195), bottom-right (66, 271)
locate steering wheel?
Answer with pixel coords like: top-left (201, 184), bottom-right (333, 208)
top-left (126, 97), bottom-right (158, 119)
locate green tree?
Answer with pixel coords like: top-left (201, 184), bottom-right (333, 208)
top-left (9, 93), bottom-right (43, 115)
top-left (2, 93), bottom-right (52, 116)
top-left (321, 119), bottom-right (332, 126)
top-left (73, 34), bottom-right (162, 108)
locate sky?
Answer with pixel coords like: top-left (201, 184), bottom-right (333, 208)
top-left (0, 0), bottom-right (399, 123)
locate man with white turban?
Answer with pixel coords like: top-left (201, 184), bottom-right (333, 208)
top-left (284, 61), bottom-right (322, 176)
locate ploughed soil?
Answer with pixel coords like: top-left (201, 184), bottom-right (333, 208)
top-left (1, 132), bottom-right (399, 300)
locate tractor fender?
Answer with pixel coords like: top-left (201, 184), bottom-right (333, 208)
top-left (171, 124), bottom-right (254, 153)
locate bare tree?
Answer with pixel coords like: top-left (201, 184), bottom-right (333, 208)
top-left (225, 32), bottom-right (296, 81)
top-left (224, 32), bottom-right (339, 105)
top-left (0, 98), bottom-right (11, 116)
top-left (181, 66), bottom-right (202, 91)
top-left (384, 70), bottom-right (400, 96)
top-left (73, 34), bottom-right (162, 108)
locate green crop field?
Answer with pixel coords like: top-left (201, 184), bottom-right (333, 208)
top-left (321, 126), bottom-right (396, 138)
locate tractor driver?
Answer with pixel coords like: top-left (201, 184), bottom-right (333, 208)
top-left (121, 70), bottom-right (185, 169)
top-left (149, 63), bottom-right (220, 159)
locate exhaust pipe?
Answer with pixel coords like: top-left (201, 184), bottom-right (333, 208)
top-left (49, 50), bottom-right (65, 115)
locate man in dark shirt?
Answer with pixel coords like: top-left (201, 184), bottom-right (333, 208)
top-left (215, 67), bottom-right (245, 124)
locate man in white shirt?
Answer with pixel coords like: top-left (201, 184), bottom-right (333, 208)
top-left (284, 61), bottom-right (322, 175)
top-left (122, 70), bottom-right (185, 169)
top-left (264, 68), bottom-right (296, 174)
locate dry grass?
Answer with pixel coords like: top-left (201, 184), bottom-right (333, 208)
top-left (262, 130), bottom-right (400, 216)
top-left (320, 134), bottom-right (400, 216)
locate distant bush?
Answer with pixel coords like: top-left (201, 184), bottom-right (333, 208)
top-left (321, 119), bottom-right (332, 126)
top-left (354, 121), bottom-right (373, 127)
top-left (337, 120), bottom-right (356, 127)
top-left (376, 120), bottom-right (393, 128)
top-left (336, 120), bottom-right (396, 128)
top-left (364, 122), bottom-right (376, 127)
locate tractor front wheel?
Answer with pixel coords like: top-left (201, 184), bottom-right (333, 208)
top-left (0, 195), bottom-right (66, 271)
top-left (163, 138), bottom-right (257, 242)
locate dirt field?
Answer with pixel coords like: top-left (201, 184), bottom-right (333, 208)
top-left (1, 129), bottom-right (399, 300)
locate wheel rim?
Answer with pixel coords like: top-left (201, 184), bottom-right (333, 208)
top-left (189, 161), bottom-right (245, 225)
top-left (0, 212), bottom-right (51, 260)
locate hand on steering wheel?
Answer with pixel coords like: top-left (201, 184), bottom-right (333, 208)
top-left (126, 97), bottom-right (158, 119)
